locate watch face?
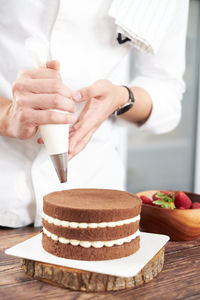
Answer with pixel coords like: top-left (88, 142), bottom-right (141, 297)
top-left (115, 103), bottom-right (134, 116)
top-left (113, 86), bottom-right (135, 116)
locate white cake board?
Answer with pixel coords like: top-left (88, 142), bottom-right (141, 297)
top-left (5, 232), bottom-right (169, 278)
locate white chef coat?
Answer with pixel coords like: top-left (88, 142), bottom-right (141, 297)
top-left (0, 0), bottom-right (188, 227)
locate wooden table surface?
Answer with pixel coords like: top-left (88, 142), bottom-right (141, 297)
top-left (1, 226), bottom-right (200, 300)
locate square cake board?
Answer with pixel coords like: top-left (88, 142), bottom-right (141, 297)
top-left (5, 232), bottom-right (169, 292)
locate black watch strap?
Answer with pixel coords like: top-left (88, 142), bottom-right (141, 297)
top-left (114, 86), bottom-right (135, 116)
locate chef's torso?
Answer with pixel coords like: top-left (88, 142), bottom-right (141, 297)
top-left (0, 0), bottom-right (131, 227)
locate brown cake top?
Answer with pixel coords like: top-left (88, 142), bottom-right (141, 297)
top-left (43, 189), bottom-right (141, 222)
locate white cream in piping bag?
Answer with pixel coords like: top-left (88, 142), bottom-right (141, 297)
top-left (25, 37), bottom-right (69, 183)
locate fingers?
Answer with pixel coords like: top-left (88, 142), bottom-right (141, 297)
top-left (68, 96), bottom-right (109, 158)
top-left (17, 68), bottom-right (61, 79)
top-left (46, 60), bottom-right (60, 71)
top-left (68, 116), bottom-right (99, 157)
top-left (24, 109), bottom-right (76, 126)
top-left (72, 80), bottom-right (111, 102)
top-left (14, 60), bottom-right (71, 100)
top-left (72, 85), bottom-right (96, 102)
top-left (17, 60), bottom-right (61, 79)
top-left (13, 60), bottom-right (73, 113)
top-left (68, 128), bottom-right (96, 160)
top-left (15, 93), bottom-right (75, 113)
top-left (13, 79), bottom-right (72, 98)
top-left (69, 116), bottom-right (96, 146)
top-left (68, 101), bottom-right (98, 147)
top-left (9, 60), bottom-right (77, 140)
top-left (37, 137), bottom-right (44, 144)
top-left (68, 80), bottom-right (116, 159)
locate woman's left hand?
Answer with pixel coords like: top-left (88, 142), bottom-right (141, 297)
top-left (68, 80), bottom-right (128, 160)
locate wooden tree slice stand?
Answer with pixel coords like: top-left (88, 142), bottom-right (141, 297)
top-left (22, 247), bottom-right (165, 292)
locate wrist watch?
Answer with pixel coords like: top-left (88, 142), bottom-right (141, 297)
top-left (114, 86), bottom-right (135, 116)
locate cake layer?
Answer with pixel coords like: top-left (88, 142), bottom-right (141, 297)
top-left (42, 219), bottom-right (140, 241)
top-left (42, 232), bottom-right (140, 260)
top-left (43, 189), bottom-right (141, 223)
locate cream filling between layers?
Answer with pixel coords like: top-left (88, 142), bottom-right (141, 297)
top-left (43, 227), bottom-right (140, 248)
top-left (42, 212), bottom-right (140, 228)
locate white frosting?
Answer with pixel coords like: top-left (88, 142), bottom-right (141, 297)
top-left (42, 212), bottom-right (140, 228)
top-left (43, 227), bottom-right (140, 248)
top-left (69, 222), bottom-right (79, 228)
top-left (61, 221), bottom-right (69, 227)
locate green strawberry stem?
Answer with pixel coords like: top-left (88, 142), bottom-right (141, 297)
top-left (155, 192), bottom-right (175, 202)
top-left (153, 192), bottom-right (175, 209)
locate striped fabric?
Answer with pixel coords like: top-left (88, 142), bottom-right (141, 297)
top-left (109, 0), bottom-right (177, 54)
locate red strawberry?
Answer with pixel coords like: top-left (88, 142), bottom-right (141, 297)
top-left (140, 196), bottom-right (154, 205)
top-left (152, 193), bottom-right (158, 201)
top-left (179, 207), bottom-right (185, 210)
top-left (191, 202), bottom-right (200, 209)
top-left (175, 192), bottom-right (192, 209)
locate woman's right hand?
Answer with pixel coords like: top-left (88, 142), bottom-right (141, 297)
top-left (8, 60), bottom-right (75, 140)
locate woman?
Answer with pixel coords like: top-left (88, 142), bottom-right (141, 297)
top-left (0, 0), bottom-right (188, 227)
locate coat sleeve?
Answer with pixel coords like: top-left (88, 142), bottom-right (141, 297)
top-left (129, 0), bottom-right (189, 134)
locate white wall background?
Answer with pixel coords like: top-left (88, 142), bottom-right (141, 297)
top-left (194, 65), bottom-right (200, 193)
top-left (127, 0), bottom-right (200, 194)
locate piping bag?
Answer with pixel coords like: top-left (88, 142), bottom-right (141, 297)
top-left (25, 37), bottom-right (68, 183)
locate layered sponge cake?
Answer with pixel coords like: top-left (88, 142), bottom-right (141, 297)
top-left (42, 189), bottom-right (141, 261)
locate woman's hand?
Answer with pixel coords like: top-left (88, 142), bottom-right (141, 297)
top-left (8, 60), bottom-right (75, 140)
top-left (68, 80), bottom-right (128, 160)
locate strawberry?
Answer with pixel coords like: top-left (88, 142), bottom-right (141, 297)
top-left (191, 202), bottom-right (200, 209)
top-left (140, 196), bottom-right (154, 205)
top-left (152, 193), bottom-right (158, 201)
top-left (175, 192), bottom-right (192, 209)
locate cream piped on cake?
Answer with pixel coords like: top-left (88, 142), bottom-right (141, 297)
top-left (42, 189), bottom-right (141, 260)
top-left (42, 212), bottom-right (140, 228)
top-left (43, 227), bottom-right (140, 248)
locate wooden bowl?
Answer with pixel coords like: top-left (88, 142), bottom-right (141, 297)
top-left (136, 190), bottom-right (200, 241)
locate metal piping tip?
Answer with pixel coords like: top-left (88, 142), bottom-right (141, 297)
top-left (50, 152), bottom-right (68, 183)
